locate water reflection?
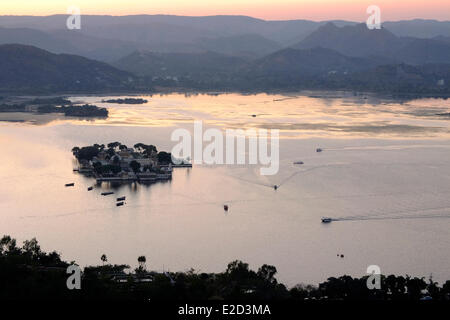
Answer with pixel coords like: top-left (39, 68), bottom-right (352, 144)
top-left (1, 93), bottom-right (449, 138)
top-left (1, 93), bottom-right (450, 286)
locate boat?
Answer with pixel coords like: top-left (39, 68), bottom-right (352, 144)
top-left (316, 148), bottom-right (323, 153)
top-left (293, 161), bottom-right (304, 165)
top-left (321, 217), bottom-right (332, 223)
top-left (117, 196), bottom-right (126, 202)
top-left (65, 183), bottom-right (75, 187)
top-left (101, 191), bottom-right (114, 196)
top-left (273, 185), bottom-right (278, 190)
top-left (224, 204), bottom-right (229, 211)
top-left (116, 201), bottom-right (124, 207)
top-left (87, 186), bottom-right (93, 191)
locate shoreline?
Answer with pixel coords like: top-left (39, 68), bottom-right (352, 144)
top-left (2, 89), bottom-right (450, 102)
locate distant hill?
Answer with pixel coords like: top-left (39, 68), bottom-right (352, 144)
top-left (294, 22), bottom-right (450, 65)
top-left (0, 44), bottom-right (135, 93)
top-left (0, 25), bottom-right (279, 60)
top-left (0, 27), bottom-right (76, 54)
top-left (2, 15), bottom-right (449, 62)
top-left (294, 22), bottom-right (402, 57)
top-left (383, 20), bottom-right (450, 38)
top-left (0, 15), bottom-right (355, 47)
top-left (196, 34), bottom-right (281, 58)
top-left (246, 47), bottom-right (393, 77)
top-left (110, 45), bottom-right (449, 94)
top-left (395, 38), bottom-right (450, 64)
top-left (0, 27), bottom-right (147, 62)
top-left (113, 50), bottom-right (246, 79)
top-left (1, 15), bottom-right (449, 50)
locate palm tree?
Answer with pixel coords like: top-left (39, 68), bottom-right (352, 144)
top-left (138, 255), bottom-right (146, 271)
top-left (101, 254), bottom-right (107, 266)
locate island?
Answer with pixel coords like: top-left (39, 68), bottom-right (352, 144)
top-left (0, 96), bottom-right (108, 118)
top-left (72, 142), bottom-right (191, 184)
top-left (38, 104), bottom-right (108, 117)
top-left (102, 98), bottom-right (148, 104)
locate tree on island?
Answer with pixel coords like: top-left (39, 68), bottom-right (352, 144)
top-left (130, 160), bottom-right (141, 173)
top-left (71, 146), bottom-right (80, 156)
top-left (75, 146), bottom-right (100, 161)
top-left (157, 151), bottom-right (172, 164)
top-left (107, 142), bottom-right (121, 150)
top-left (134, 143), bottom-right (157, 157)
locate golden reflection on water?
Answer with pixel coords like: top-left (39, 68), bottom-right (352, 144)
top-left (2, 93), bottom-right (450, 138)
top-left (1, 93), bottom-right (450, 285)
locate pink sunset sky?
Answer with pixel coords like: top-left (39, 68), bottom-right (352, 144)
top-left (1, 0), bottom-right (449, 21)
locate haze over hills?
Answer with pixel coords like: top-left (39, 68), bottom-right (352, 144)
top-left (294, 22), bottom-right (450, 65)
top-left (294, 23), bottom-right (401, 57)
top-left (0, 14), bottom-right (449, 94)
top-left (247, 47), bottom-right (394, 77)
top-left (0, 15), bottom-right (349, 46)
top-left (0, 15), bottom-right (449, 62)
top-left (383, 19), bottom-right (450, 38)
top-left (113, 51), bottom-right (246, 78)
top-left (0, 27), bottom-right (146, 61)
top-left (1, 15), bottom-right (449, 39)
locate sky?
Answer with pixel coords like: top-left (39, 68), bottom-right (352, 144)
top-left (1, 0), bottom-right (449, 21)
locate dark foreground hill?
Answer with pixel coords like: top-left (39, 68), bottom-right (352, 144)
top-left (0, 44), bottom-right (136, 93)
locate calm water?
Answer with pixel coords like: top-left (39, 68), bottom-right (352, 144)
top-left (1, 93), bottom-right (450, 286)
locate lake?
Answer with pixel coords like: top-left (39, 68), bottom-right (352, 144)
top-left (1, 92), bottom-right (450, 286)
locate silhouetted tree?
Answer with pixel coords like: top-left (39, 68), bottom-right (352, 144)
top-left (130, 160), bottom-right (141, 173)
top-left (138, 256), bottom-right (146, 271)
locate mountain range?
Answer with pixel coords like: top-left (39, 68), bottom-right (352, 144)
top-left (1, 15), bottom-right (449, 61)
top-left (0, 15), bottom-right (449, 94)
top-left (294, 22), bottom-right (450, 65)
